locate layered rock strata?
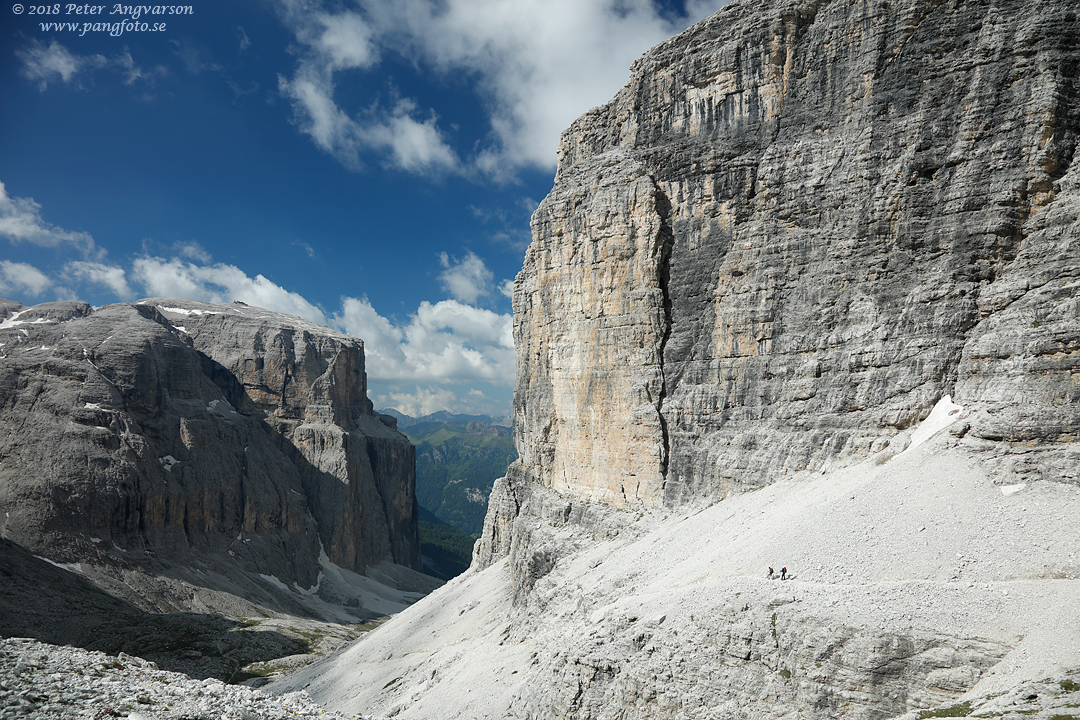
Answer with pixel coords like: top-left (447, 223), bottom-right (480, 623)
top-left (0, 297), bottom-right (420, 619)
top-left (502, 0), bottom-right (1080, 518)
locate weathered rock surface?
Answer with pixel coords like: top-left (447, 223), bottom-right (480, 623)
top-left (0, 297), bottom-right (425, 627)
top-left (143, 298), bottom-right (420, 576)
top-left (508, 0), bottom-right (1079, 512)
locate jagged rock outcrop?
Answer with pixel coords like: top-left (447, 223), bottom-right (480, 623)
top-left (0, 297), bottom-right (422, 622)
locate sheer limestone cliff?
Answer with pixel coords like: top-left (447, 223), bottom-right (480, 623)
top-left (478, 0), bottom-right (1080, 575)
top-left (501, 0), bottom-right (1079, 519)
top-left (0, 297), bottom-right (423, 621)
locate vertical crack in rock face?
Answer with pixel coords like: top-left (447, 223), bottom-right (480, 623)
top-left (653, 183), bottom-right (676, 485)
top-left (476, 160), bottom-right (677, 582)
top-left (511, 154), bottom-right (675, 509)
top-left (0, 297), bottom-right (420, 616)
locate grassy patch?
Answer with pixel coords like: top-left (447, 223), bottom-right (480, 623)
top-left (779, 668), bottom-right (791, 679)
top-left (1061, 680), bottom-right (1080, 692)
top-left (916, 701), bottom-right (972, 718)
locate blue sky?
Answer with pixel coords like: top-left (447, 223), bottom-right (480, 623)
top-left (0, 0), bottom-right (724, 417)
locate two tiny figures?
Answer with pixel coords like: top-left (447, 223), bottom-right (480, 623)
top-left (767, 566), bottom-right (788, 580)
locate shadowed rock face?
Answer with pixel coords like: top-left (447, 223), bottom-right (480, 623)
top-left (0, 298), bottom-right (419, 616)
top-left (143, 298), bottom-right (420, 577)
top-left (497, 0), bottom-right (1080, 522)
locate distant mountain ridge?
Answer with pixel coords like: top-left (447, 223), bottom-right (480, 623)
top-left (379, 410), bottom-right (517, 538)
top-left (378, 408), bottom-right (512, 429)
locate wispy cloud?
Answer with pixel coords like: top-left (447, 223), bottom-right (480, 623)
top-left (16, 39), bottom-right (106, 90)
top-left (174, 242), bottom-right (213, 263)
top-left (15, 38), bottom-right (167, 90)
top-left (468, 199), bottom-right (536, 250)
top-left (278, 69), bottom-right (460, 173)
top-left (116, 49), bottom-right (168, 86)
top-left (293, 240), bottom-right (317, 259)
top-left (169, 38), bottom-right (223, 75)
top-left (16, 38), bottom-right (170, 91)
top-left (0, 181), bottom-right (98, 256)
top-left (274, 1), bottom-right (461, 173)
top-left (275, 0), bottom-right (724, 177)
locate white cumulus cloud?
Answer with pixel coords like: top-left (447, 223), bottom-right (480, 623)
top-left (0, 261), bottom-right (53, 297)
top-left (336, 295), bottom-right (408, 372)
top-left (334, 296), bottom-right (513, 385)
top-left (131, 256), bottom-right (329, 324)
top-left (63, 261), bottom-right (133, 299)
top-left (439, 250), bottom-right (494, 304)
top-left (275, 0), bottom-right (725, 176)
top-left (314, 11), bottom-right (379, 71)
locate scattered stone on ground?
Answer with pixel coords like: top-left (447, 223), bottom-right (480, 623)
top-left (0, 637), bottom-right (385, 720)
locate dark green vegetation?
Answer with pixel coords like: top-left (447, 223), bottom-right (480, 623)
top-left (916, 702), bottom-right (973, 719)
top-left (403, 417), bottom-right (517, 537)
top-left (381, 410), bottom-right (517, 580)
top-left (418, 507), bottom-right (477, 580)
